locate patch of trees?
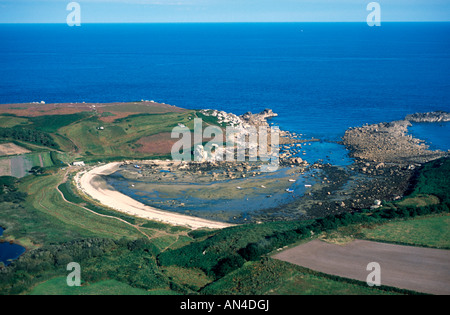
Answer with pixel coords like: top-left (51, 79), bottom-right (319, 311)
top-left (29, 166), bottom-right (46, 175)
top-left (78, 238), bottom-right (170, 291)
top-left (212, 254), bottom-right (245, 279)
top-left (0, 127), bottom-right (59, 149)
top-left (0, 176), bottom-right (27, 203)
top-left (50, 151), bottom-right (65, 166)
top-left (0, 238), bottom-right (116, 294)
top-left (410, 157), bottom-right (450, 203)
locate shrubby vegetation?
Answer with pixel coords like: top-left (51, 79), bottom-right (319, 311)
top-left (0, 176), bottom-right (27, 203)
top-left (26, 113), bottom-right (89, 133)
top-left (0, 238), bottom-right (174, 295)
top-left (200, 258), bottom-right (413, 295)
top-left (50, 151), bottom-right (65, 166)
top-left (0, 238), bottom-right (116, 294)
top-left (0, 127), bottom-right (59, 149)
top-left (157, 220), bottom-right (312, 280)
top-left (187, 229), bottom-right (218, 239)
top-left (408, 158), bottom-right (450, 202)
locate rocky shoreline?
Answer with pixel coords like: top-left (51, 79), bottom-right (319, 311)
top-left (249, 162), bottom-right (416, 222)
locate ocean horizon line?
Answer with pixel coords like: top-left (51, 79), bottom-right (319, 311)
top-left (1, 21), bottom-right (450, 25)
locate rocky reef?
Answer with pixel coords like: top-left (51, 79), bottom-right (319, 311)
top-left (342, 112), bottom-right (449, 165)
top-left (405, 110), bottom-right (450, 123)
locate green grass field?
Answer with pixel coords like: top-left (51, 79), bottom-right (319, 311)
top-left (361, 213), bottom-right (450, 249)
top-left (0, 115), bottom-right (31, 128)
top-left (0, 113), bottom-right (90, 133)
top-left (17, 172), bottom-right (145, 244)
top-left (396, 194), bottom-right (441, 208)
top-left (29, 277), bottom-right (178, 295)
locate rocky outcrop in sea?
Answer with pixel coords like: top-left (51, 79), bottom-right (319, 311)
top-left (342, 112), bottom-right (449, 165)
top-left (240, 108), bottom-right (278, 127)
top-left (197, 108), bottom-right (301, 164)
top-left (405, 110), bottom-right (450, 123)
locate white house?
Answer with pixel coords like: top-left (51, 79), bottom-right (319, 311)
top-left (72, 161), bottom-right (85, 166)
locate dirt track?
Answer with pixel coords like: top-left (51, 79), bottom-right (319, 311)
top-left (273, 239), bottom-right (450, 295)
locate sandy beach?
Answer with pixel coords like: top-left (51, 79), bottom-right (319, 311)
top-left (74, 162), bottom-right (234, 230)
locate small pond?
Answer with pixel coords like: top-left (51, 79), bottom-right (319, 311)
top-left (0, 227), bottom-right (26, 266)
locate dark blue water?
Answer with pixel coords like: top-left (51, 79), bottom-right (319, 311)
top-left (0, 227), bottom-right (26, 266)
top-left (0, 23), bottom-right (449, 148)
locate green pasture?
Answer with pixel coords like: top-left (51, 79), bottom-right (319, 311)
top-left (361, 213), bottom-right (450, 249)
top-left (29, 277), bottom-right (175, 295)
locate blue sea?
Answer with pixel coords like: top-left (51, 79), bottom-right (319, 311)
top-left (0, 23), bottom-right (449, 154)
